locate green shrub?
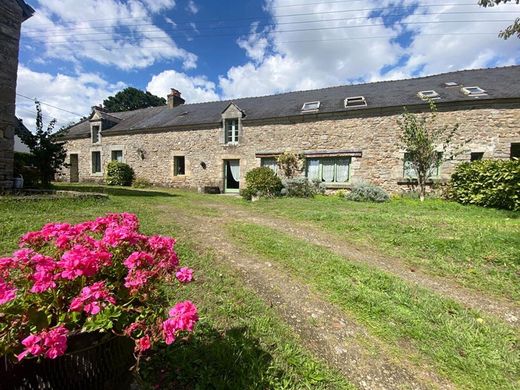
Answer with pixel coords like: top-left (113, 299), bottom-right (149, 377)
top-left (241, 167), bottom-right (283, 200)
top-left (282, 178), bottom-right (325, 198)
top-left (105, 161), bottom-right (134, 186)
top-left (13, 152), bottom-right (39, 187)
top-left (345, 182), bottom-right (389, 203)
top-left (132, 177), bottom-right (152, 188)
top-left (448, 159), bottom-right (520, 210)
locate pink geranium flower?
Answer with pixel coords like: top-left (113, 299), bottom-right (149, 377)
top-left (17, 326), bottom-right (68, 361)
top-left (162, 301), bottom-right (198, 344)
top-left (0, 278), bottom-right (17, 305)
top-left (175, 267), bottom-right (194, 283)
top-left (58, 245), bottom-right (112, 280)
top-left (69, 281), bottom-right (115, 315)
top-left (135, 335), bottom-right (151, 352)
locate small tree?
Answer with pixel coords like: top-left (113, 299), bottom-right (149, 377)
top-left (276, 151), bottom-right (303, 179)
top-left (17, 102), bottom-right (67, 187)
top-left (397, 101), bottom-right (460, 201)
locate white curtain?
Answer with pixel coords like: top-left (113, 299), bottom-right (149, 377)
top-left (335, 159), bottom-right (350, 182)
top-left (261, 158), bottom-right (277, 173)
top-left (322, 160), bottom-right (335, 182)
top-left (229, 160), bottom-right (240, 182)
top-left (307, 159), bottom-right (320, 180)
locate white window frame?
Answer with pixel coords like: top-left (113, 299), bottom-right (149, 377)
top-left (461, 86), bottom-right (487, 96)
top-left (91, 124), bottom-right (101, 144)
top-left (306, 157), bottom-right (351, 184)
top-left (344, 96), bottom-right (367, 108)
top-left (111, 150), bottom-right (123, 162)
top-left (301, 101), bottom-right (320, 112)
top-left (173, 155), bottom-right (186, 176)
top-left (224, 118), bottom-right (239, 144)
top-left (417, 90), bottom-right (440, 100)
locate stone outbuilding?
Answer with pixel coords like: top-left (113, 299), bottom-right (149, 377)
top-left (0, 0), bottom-right (34, 190)
top-left (61, 66), bottom-right (520, 194)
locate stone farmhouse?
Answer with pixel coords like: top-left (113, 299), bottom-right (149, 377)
top-left (61, 66), bottom-right (520, 194)
top-left (0, 0), bottom-right (34, 190)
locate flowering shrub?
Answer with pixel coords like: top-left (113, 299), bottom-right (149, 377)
top-left (0, 213), bottom-right (198, 362)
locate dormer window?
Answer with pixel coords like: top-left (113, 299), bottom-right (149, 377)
top-left (461, 86), bottom-right (487, 97)
top-left (344, 96), bottom-right (367, 108)
top-left (301, 101), bottom-right (320, 112)
top-left (225, 118), bottom-right (239, 144)
top-left (417, 90), bottom-right (440, 101)
top-left (91, 125), bottom-right (101, 144)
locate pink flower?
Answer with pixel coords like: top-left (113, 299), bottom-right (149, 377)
top-left (135, 335), bottom-right (151, 352)
top-left (17, 334), bottom-right (43, 361)
top-left (19, 231), bottom-right (45, 248)
top-left (13, 248), bottom-right (34, 263)
top-left (69, 281), bottom-right (115, 315)
top-left (124, 269), bottom-right (152, 292)
top-left (162, 301), bottom-right (198, 344)
top-left (124, 322), bottom-right (142, 336)
top-left (0, 278), bottom-right (17, 305)
top-left (124, 252), bottom-right (154, 270)
top-left (58, 245), bottom-right (112, 280)
top-left (176, 267), bottom-right (193, 283)
top-left (17, 326), bottom-right (68, 361)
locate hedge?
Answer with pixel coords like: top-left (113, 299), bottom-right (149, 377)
top-left (240, 167), bottom-right (283, 200)
top-left (449, 159), bottom-right (520, 211)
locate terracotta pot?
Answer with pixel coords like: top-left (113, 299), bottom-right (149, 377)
top-left (0, 332), bottom-right (135, 390)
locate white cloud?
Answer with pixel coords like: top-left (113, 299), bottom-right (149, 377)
top-left (147, 69), bottom-right (219, 103)
top-left (186, 0), bottom-right (199, 15)
top-left (15, 65), bottom-right (126, 131)
top-left (21, 0), bottom-right (197, 71)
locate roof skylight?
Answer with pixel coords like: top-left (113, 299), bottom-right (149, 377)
top-left (417, 90), bottom-right (440, 101)
top-left (461, 86), bottom-right (487, 97)
top-left (444, 82), bottom-right (459, 87)
top-left (301, 101), bottom-right (320, 112)
top-left (344, 96), bottom-right (367, 108)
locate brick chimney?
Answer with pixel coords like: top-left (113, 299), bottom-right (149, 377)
top-left (167, 88), bottom-right (185, 108)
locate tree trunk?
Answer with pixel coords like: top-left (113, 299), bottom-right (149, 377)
top-left (418, 175), bottom-right (426, 202)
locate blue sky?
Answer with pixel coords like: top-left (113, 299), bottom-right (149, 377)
top-left (16, 0), bottom-right (520, 129)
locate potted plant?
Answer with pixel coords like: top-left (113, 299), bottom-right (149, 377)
top-left (0, 213), bottom-right (197, 389)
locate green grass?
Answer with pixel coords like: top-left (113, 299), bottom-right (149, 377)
top-left (228, 222), bottom-right (520, 390)
top-left (0, 192), bottom-right (353, 389)
top-left (241, 196), bottom-right (520, 301)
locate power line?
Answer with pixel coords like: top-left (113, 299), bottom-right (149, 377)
top-left (22, 2), bottom-right (485, 33)
top-left (16, 93), bottom-right (85, 117)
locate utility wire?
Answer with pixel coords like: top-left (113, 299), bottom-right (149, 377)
top-left (16, 93), bottom-right (85, 117)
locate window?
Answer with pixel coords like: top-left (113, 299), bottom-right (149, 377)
top-left (111, 150), bottom-right (123, 162)
top-left (444, 82), bottom-right (459, 87)
top-left (301, 101), bottom-right (320, 112)
top-left (403, 152), bottom-right (441, 178)
top-left (470, 152), bottom-right (484, 161)
top-left (91, 151), bottom-right (101, 174)
top-left (511, 143), bottom-right (520, 160)
top-left (417, 90), bottom-right (440, 100)
top-left (461, 86), bottom-right (487, 96)
top-left (261, 157), bottom-right (278, 173)
top-left (225, 119), bottom-right (239, 144)
top-left (91, 125), bottom-right (101, 144)
top-left (306, 158), bottom-right (350, 183)
top-left (344, 96), bottom-right (367, 108)
top-left (174, 156), bottom-right (185, 176)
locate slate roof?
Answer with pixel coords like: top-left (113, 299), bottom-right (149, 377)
top-left (63, 66), bottom-right (520, 139)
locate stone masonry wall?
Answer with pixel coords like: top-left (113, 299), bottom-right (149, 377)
top-left (0, 0), bottom-right (24, 190)
top-left (62, 104), bottom-right (520, 194)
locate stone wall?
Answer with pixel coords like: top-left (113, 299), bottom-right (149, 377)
top-left (62, 103), bottom-right (520, 194)
top-left (0, 0), bottom-right (25, 190)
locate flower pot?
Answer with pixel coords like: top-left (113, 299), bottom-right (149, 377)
top-left (0, 332), bottom-right (135, 390)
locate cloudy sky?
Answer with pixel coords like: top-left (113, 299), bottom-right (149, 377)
top-left (16, 0), bottom-right (520, 129)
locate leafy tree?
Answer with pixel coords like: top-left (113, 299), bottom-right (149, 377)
top-left (103, 87), bottom-right (166, 112)
top-left (276, 151), bottom-right (303, 179)
top-left (397, 101), bottom-right (460, 202)
top-left (478, 0), bottom-right (520, 39)
top-left (17, 102), bottom-right (67, 187)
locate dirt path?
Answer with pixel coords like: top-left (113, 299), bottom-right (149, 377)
top-left (161, 206), bottom-right (455, 390)
top-left (185, 199), bottom-right (520, 326)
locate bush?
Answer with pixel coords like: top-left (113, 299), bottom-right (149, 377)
top-left (241, 167), bottom-right (283, 200)
top-left (105, 161), bottom-right (134, 186)
top-left (282, 178), bottom-right (324, 198)
top-left (13, 152), bottom-right (39, 187)
top-left (345, 182), bottom-right (390, 203)
top-left (448, 159), bottom-right (520, 210)
top-left (133, 177), bottom-right (152, 189)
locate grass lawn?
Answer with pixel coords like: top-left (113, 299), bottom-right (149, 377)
top-left (243, 196), bottom-right (520, 301)
top-left (0, 192), bottom-right (352, 389)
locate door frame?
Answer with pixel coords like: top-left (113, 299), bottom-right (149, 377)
top-left (69, 153), bottom-right (79, 183)
top-left (223, 159), bottom-right (240, 193)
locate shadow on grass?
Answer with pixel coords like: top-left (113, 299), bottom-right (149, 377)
top-left (53, 184), bottom-right (176, 198)
top-left (141, 324), bottom-right (279, 389)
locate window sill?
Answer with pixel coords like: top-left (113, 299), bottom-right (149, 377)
top-left (320, 182), bottom-right (352, 189)
top-left (224, 142), bottom-right (239, 146)
top-left (90, 172), bottom-right (103, 177)
top-left (172, 175), bottom-right (187, 181)
top-left (397, 177), bottom-right (446, 185)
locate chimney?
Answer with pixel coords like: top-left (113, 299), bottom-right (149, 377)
top-left (167, 88), bottom-right (185, 108)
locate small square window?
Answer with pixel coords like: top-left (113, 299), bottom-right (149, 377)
top-left (470, 152), bottom-right (484, 161)
top-left (511, 143), bottom-right (520, 160)
top-left (301, 101), bottom-right (320, 112)
top-left (417, 90), bottom-right (440, 100)
top-left (344, 96), bottom-right (367, 108)
top-left (174, 156), bottom-right (185, 176)
top-left (461, 86), bottom-right (487, 96)
top-left (111, 150), bottom-right (123, 162)
top-left (91, 151), bottom-right (101, 174)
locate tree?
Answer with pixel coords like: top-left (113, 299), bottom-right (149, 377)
top-left (17, 102), bottom-right (67, 187)
top-left (478, 0), bottom-right (520, 39)
top-left (103, 87), bottom-right (166, 112)
top-left (397, 101), bottom-right (460, 202)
